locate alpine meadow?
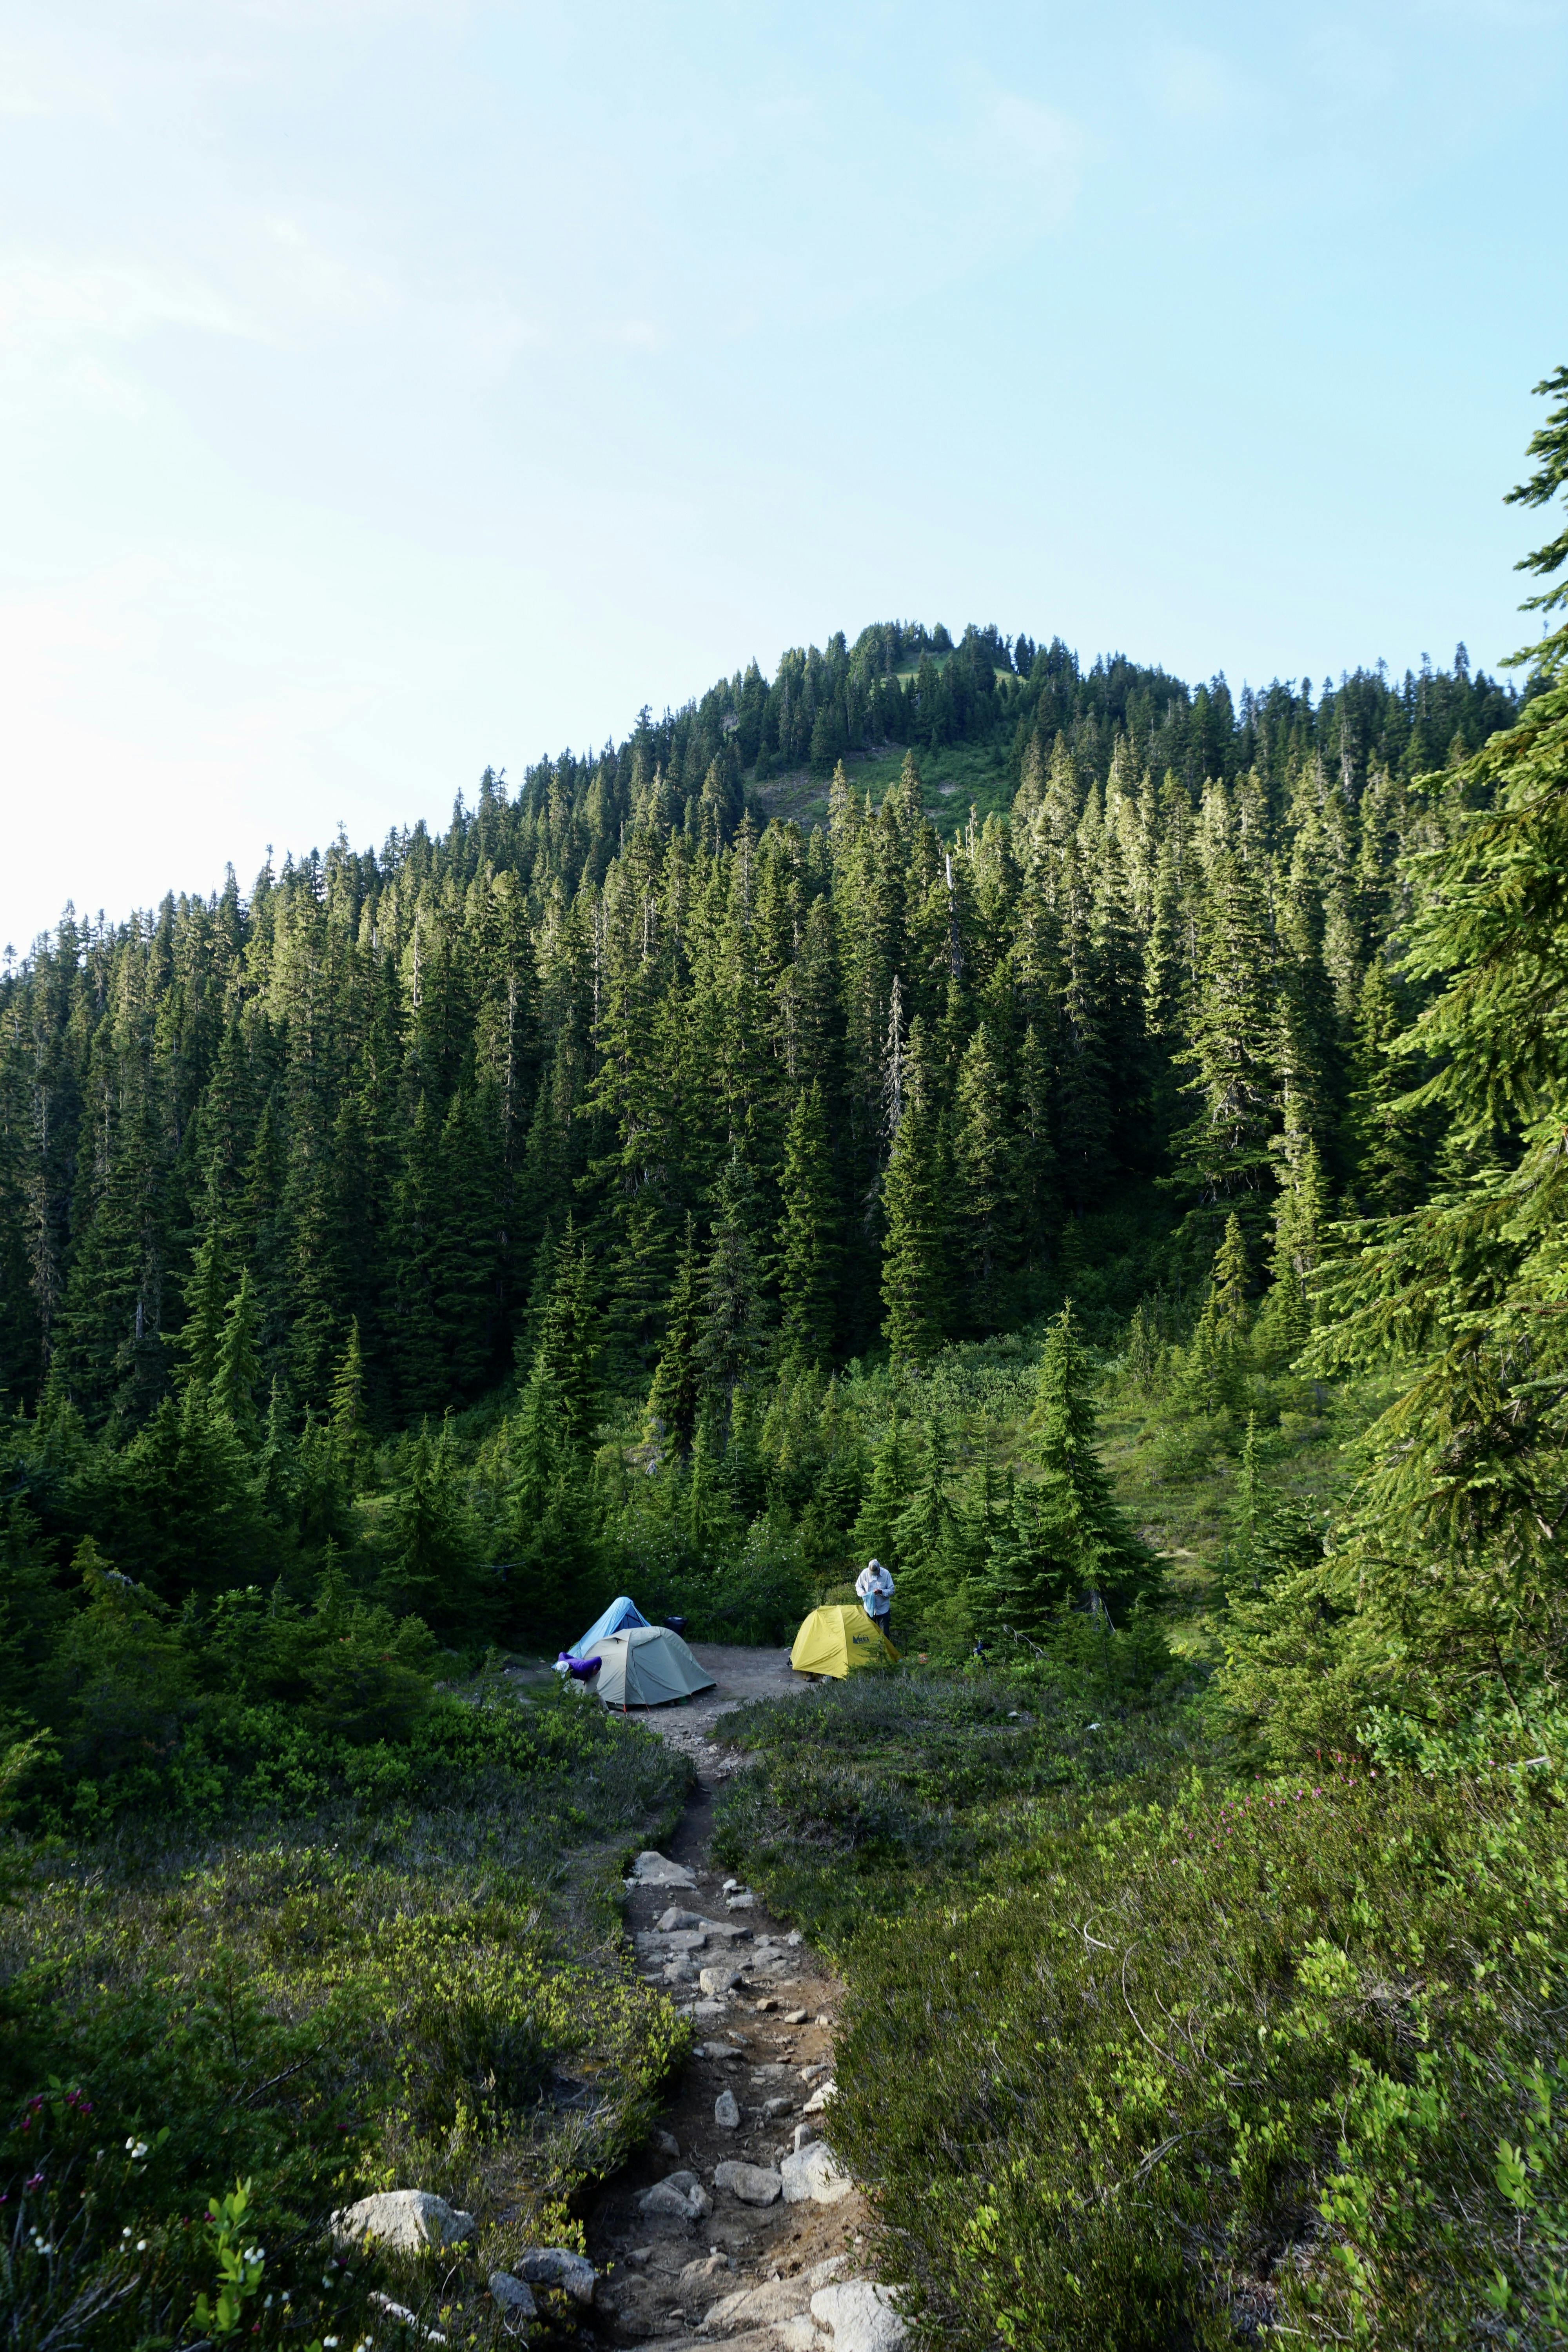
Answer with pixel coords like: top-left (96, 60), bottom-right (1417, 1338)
top-left (2, 367), bottom-right (1568, 2352)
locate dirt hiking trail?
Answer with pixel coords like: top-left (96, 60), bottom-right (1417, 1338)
top-left (576, 1646), bottom-right (904, 2352)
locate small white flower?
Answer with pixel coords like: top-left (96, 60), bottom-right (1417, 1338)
top-left (324, 2337), bottom-right (339, 2347)
top-left (136, 2239), bottom-right (147, 2252)
top-left (122, 2226), bottom-right (132, 2238)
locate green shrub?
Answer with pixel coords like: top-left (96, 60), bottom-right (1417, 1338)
top-left (719, 1678), bottom-right (1568, 2348)
top-left (0, 1683), bottom-right (690, 2348)
top-left (833, 1763), bottom-right (1568, 2347)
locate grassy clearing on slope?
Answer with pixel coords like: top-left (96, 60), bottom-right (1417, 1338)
top-left (1, 1682), bottom-right (690, 2350)
top-left (715, 1672), bottom-right (1568, 2351)
top-left (754, 734), bottom-right (1015, 834)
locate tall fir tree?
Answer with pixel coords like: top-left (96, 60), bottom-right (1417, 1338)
top-left (211, 1270), bottom-right (263, 1448)
top-left (880, 1018), bottom-right (949, 1366)
top-left (951, 1022), bottom-right (1015, 1332)
top-left (645, 1216), bottom-right (702, 1455)
top-left (1025, 1303), bottom-right (1156, 1614)
top-left (776, 1082), bottom-right (839, 1371)
top-left (695, 1152), bottom-right (768, 1405)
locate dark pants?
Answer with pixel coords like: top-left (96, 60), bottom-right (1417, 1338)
top-left (871, 1608), bottom-right (893, 1650)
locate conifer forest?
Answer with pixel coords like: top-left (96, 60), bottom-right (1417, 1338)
top-left (2, 372), bottom-right (1567, 2350)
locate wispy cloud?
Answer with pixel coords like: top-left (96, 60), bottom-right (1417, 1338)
top-left (0, 256), bottom-right (257, 354)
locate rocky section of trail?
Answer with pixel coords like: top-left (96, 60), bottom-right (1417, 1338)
top-left (577, 1673), bottom-right (902, 2352)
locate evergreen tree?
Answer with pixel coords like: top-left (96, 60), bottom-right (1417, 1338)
top-left (211, 1270), bottom-right (263, 1448)
top-left (328, 1316), bottom-right (369, 1485)
top-left (1053, 845), bottom-right (1113, 1213)
top-left (880, 1018), bottom-right (948, 1365)
top-left (531, 1214), bottom-right (599, 1453)
top-left (777, 1083), bottom-right (839, 1371)
top-left (951, 1022), bottom-right (1015, 1332)
top-left (1210, 1212), bottom-right (1252, 1334)
top-left (378, 1420), bottom-right (492, 1639)
top-left (1013, 1021), bottom-right (1058, 1273)
top-left (388, 1094), bottom-right (445, 1420)
top-left (1303, 657), bottom-right (1568, 1730)
top-left (695, 1152), bottom-right (768, 1404)
top-left (849, 1407), bottom-right (912, 1575)
top-left (1026, 1303), bottom-right (1156, 1613)
top-left (979, 1471), bottom-right (1073, 1643)
top-left (1344, 959), bottom-right (1425, 1212)
top-left (891, 1417), bottom-right (962, 1624)
top-left (1505, 362), bottom-right (1568, 675)
top-left (645, 1216), bottom-right (702, 1455)
top-left (1258, 1143), bottom-right (1327, 1367)
top-left (1170, 847), bottom-right (1279, 1255)
top-left (178, 1217), bottom-right (228, 1394)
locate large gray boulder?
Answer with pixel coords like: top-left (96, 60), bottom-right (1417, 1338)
top-left (780, 2141), bottom-right (854, 2206)
top-left (514, 2246), bottom-right (597, 2303)
top-left (811, 2281), bottom-right (907, 2351)
top-left (699, 1964), bottom-right (742, 1998)
top-left (636, 2168), bottom-right (713, 2222)
top-left (331, 2190), bottom-right (473, 2252)
top-left (713, 2088), bottom-right (741, 2129)
top-left (711, 2159), bottom-right (783, 2207)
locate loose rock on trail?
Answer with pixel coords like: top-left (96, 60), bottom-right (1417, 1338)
top-left (576, 1645), bottom-right (904, 2352)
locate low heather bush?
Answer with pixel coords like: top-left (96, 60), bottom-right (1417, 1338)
top-left (719, 1674), bottom-right (1568, 2349)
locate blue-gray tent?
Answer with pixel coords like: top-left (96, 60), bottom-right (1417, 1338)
top-left (574, 1595), bottom-right (650, 1653)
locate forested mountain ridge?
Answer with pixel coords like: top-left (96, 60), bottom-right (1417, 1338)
top-left (0, 621), bottom-right (1515, 1432)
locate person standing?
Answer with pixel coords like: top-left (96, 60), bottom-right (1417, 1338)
top-left (855, 1557), bottom-right (896, 1649)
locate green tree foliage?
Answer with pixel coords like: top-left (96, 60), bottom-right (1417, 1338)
top-left (1506, 362), bottom-right (1568, 674)
top-left (849, 1407), bottom-right (913, 1577)
top-left (645, 1215), bottom-right (702, 1453)
top-left (880, 1019), bottom-right (949, 1365)
top-left (777, 1083), bottom-right (839, 1370)
top-left (211, 1269), bottom-right (263, 1447)
top-left (695, 1152), bottom-right (768, 1405)
top-left (951, 1022), bottom-right (1015, 1332)
top-left (528, 1216), bottom-right (599, 1452)
top-left (1023, 1302), bottom-right (1156, 1615)
top-left (377, 1421), bottom-right (492, 1640)
top-left (1293, 665), bottom-right (1568, 1743)
top-left (0, 615), bottom-right (1509, 1446)
top-left (1344, 959), bottom-right (1426, 1213)
top-left (0, 573), bottom-right (1543, 1800)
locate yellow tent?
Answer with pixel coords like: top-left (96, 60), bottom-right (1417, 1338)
top-left (790, 1603), bottom-right (899, 1678)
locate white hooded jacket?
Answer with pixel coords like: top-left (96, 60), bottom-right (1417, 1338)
top-left (855, 1559), bottom-right (895, 1619)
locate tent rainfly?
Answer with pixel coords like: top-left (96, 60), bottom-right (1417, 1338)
top-left (790, 1603), bottom-right (899, 1679)
top-left (583, 1624), bottom-right (716, 1709)
top-left (574, 1594), bottom-right (651, 1654)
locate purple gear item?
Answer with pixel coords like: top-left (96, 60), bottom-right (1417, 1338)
top-left (557, 1651), bottom-right (603, 1682)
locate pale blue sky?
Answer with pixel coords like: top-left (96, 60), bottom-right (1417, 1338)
top-left (3, 1), bottom-right (1565, 953)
